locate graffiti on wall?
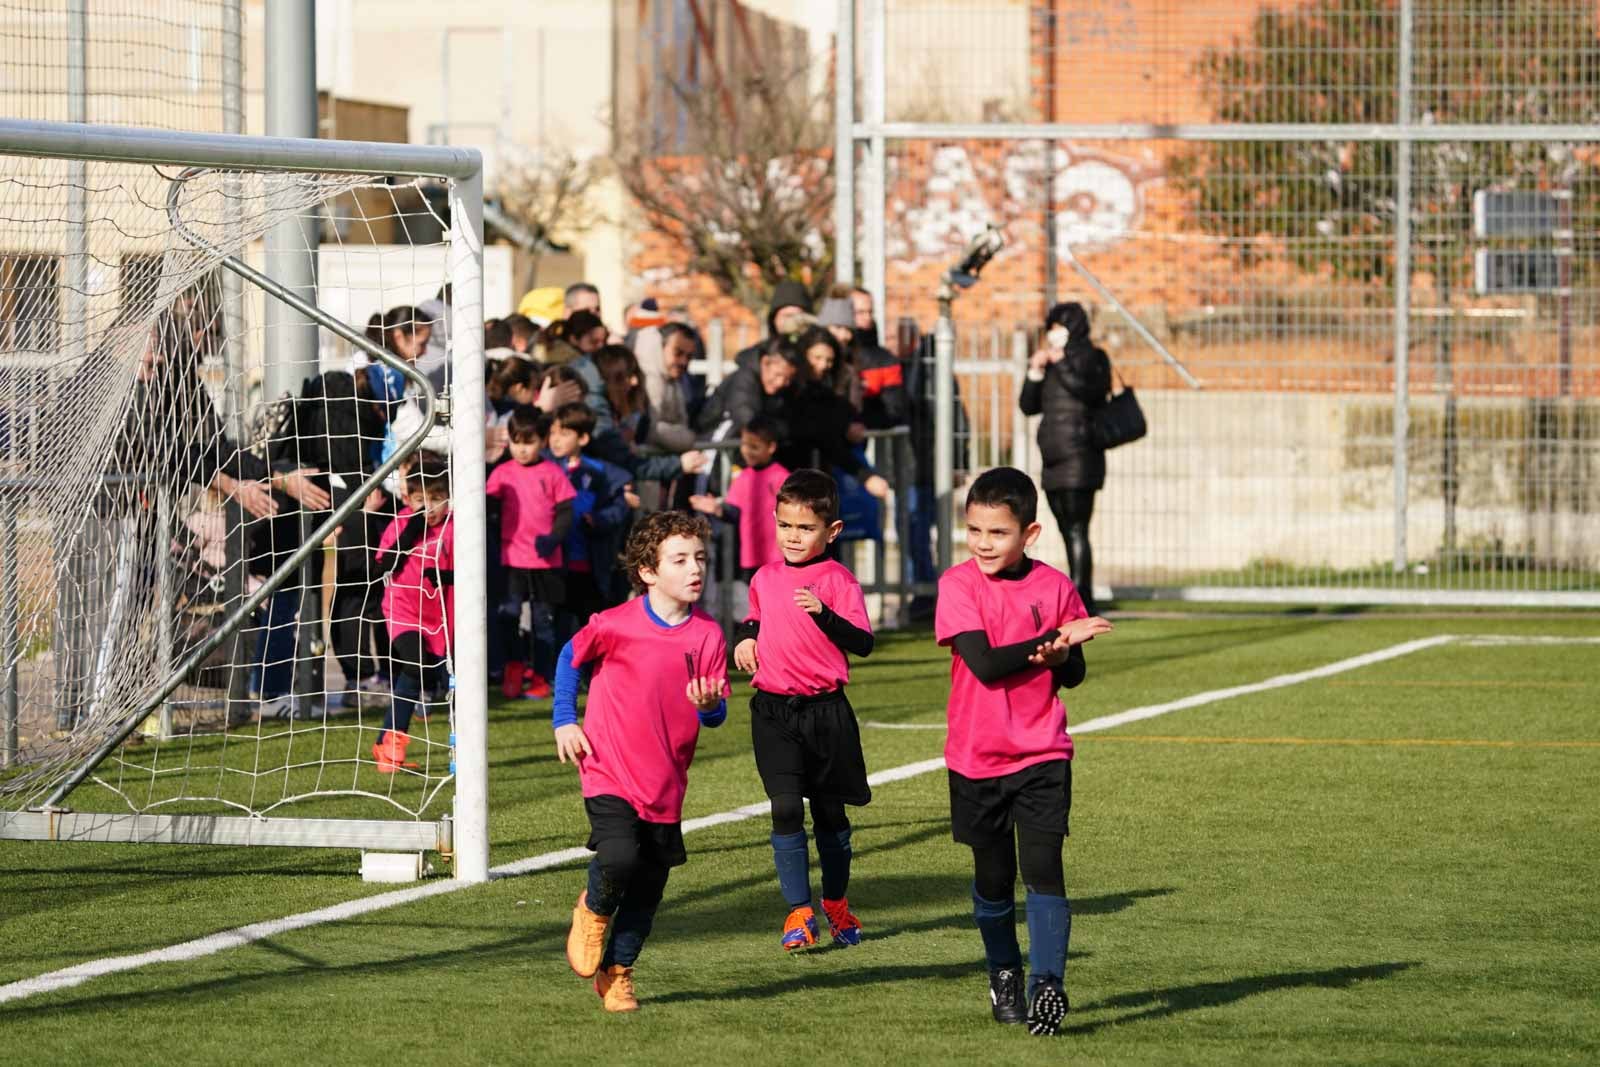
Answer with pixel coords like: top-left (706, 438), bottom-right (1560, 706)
top-left (889, 141), bottom-right (1160, 267)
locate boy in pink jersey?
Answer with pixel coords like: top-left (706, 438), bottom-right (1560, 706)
top-left (688, 415), bottom-right (789, 576)
top-left (486, 405), bottom-right (576, 700)
top-left (732, 468), bottom-right (875, 951)
top-left (555, 511), bottom-right (729, 1013)
top-left (935, 466), bottom-right (1112, 1036)
top-left (371, 451), bottom-right (454, 773)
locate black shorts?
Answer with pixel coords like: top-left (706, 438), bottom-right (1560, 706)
top-left (948, 759), bottom-right (1072, 847)
top-left (750, 688), bottom-right (872, 806)
top-left (508, 567), bottom-right (565, 608)
top-left (584, 794), bottom-right (688, 869)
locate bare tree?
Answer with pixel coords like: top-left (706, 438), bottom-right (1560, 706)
top-left (613, 62), bottom-right (834, 313)
top-left (492, 149), bottom-right (606, 291)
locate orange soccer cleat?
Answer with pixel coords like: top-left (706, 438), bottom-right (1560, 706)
top-left (371, 730), bottom-right (418, 773)
top-left (593, 964), bottom-right (638, 1012)
top-left (781, 905), bottom-right (819, 951)
top-left (566, 890), bottom-right (611, 978)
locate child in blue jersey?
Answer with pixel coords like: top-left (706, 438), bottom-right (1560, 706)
top-left (546, 402), bottom-right (634, 637)
top-left (935, 467), bottom-right (1112, 1036)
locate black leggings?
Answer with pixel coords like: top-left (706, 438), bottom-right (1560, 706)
top-left (971, 825), bottom-right (1066, 899)
top-left (770, 793), bottom-right (850, 837)
top-left (1045, 488), bottom-right (1097, 614)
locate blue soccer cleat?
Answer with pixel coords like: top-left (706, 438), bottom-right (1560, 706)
top-left (781, 905), bottom-right (819, 951)
top-left (822, 897), bottom-right (862, 946)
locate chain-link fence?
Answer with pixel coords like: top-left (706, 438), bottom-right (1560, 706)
top-left (839, 0), bottom-right (1600, 605)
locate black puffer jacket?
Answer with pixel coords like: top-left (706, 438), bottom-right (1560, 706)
top-left (1019, 341), bottom-right (1112, 492)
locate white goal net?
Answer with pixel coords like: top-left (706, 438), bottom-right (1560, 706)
top-left (0, 123), bottom-right (488, 875)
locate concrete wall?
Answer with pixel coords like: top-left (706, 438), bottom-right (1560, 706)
top-left (1020, 391), bottom-right (1600, 584)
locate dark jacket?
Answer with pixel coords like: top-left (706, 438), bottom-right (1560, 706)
top-left (854, 341), bottom-right (908, 429)
top-left (252, 370), bottom-right (386, 575)
top-left (1018, 341), bottom-right (1112, 492)
top-left (733, 279), bottom-right (814, 372)
top-left (696, 364), bottom-right (787, 436)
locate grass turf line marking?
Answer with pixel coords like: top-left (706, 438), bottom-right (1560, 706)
top-left (863, 634), bottom-right (1459, 732)
top-left (1091, 734), bottom-right (1600, 750)
top-left (0, 632), bottom-right (1534, 1007)
top-left (0, 766), bottom-right (938, 1006)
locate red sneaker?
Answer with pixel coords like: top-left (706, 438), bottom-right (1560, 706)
top-left (501, 661), bottom-right (525, 700)
top-left (522, 673), bottom-right (552, 699)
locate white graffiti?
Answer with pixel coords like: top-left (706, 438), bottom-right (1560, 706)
top-left (888, 142), bottom-right (1152, 264)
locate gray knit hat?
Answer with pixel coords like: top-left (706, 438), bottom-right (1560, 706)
top-left (818, 296), bottom-right (855, 329)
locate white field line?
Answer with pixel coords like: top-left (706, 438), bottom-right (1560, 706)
top-left (863, 633), bottom-right (1461, 731)
top-left (0, 632), bottom-right (1567, 1006)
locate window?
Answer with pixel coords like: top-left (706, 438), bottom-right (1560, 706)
top-left (0, 254), bottom-right (60, 352)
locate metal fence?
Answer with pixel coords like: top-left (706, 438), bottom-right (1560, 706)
top-left (836, 0), bottom-right (1600, 606)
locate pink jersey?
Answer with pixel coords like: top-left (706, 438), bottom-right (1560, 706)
top-left (746, 558), bottom-right (871, 695)
top-left (935, 558), bottom-right (1088, 779)
top-left (376, 509), bottom-right (455, 658)
top-left (486, 458), bottom-right (576, 568)
top-left (723, 461), bottom-right (789, 569)
top-left (569, 599), bottom-right (730, 823)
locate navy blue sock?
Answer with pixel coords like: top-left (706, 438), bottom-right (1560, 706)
top-left (972, 889), bottom-right (1022, 972)
top-left (601, 862), bottom-right (669, 969)
top-left (585, 856), bottom-right (623, 917)
top-left (814, 827), bottom-right (852, 901)
top-left (771, 830), bottom-right (811, 908)
top-left (385, 673), bottom-right (421, 734)
top-left (1024, 891), bottom-right (1070, 995)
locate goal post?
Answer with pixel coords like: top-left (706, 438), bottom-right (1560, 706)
top-left (0, 119), bottom-right (488, 883)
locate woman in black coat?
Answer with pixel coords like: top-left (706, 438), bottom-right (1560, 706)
top-left (1018, 302), bottom-right (1111, 613)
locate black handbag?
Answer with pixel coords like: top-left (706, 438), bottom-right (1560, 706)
top-left (1091, 369), bottom-right (1146, 450)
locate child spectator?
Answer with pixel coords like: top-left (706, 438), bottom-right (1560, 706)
top-left (486, 405), bottom-right (576, 700)
top-left (371, 451), bottom-right (454, 773)
top-left (934, 466), bottom-right (1112, 1035)
top-left (731, 468), bottom-right (875, 951)
top-left (689, 414), bottom-right (788, 577)
top-left (546, 401), bottom-right (635, 636)
top-left (555, 511), bottom-right (729, 1013)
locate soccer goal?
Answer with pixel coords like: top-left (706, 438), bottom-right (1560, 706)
top-left (0, 119), bottom-right (489, 882)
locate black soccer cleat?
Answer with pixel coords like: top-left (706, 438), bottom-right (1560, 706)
top-left (1026, 980), bottom-right (1068, 1036)
top-left (989, 967), bottom-right (1026, 1025)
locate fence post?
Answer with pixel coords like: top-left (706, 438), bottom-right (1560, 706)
top-left (156, 488), bottom-right (175, 739)
top-left (1010, 328), bottom-right (1029, 470)
top-left (706, 317), bottom-right (726, 386)
top-left (934, 314), bottom-right (956, 570)
top-left (1, 493), bottom-right (17, 768)
top-left (1391, 0), bottom-right (1414, 573)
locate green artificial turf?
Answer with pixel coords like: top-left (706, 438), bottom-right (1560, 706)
top-left (2, 612), bottom-right (1597, 1065)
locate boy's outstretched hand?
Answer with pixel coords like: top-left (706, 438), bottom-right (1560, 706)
top-left (734, 638), bottom-right (759, 673)
top-left (793, 587), bottom-right (824, 614)
top-left (686, 675), bottom-right (725, 710)
top-left (1063, 616), bottom-right (1114, 646)
top-left (553, 724), bottom-right (593, 764)
top-left (1028, 616), bottom-right (1114, 667)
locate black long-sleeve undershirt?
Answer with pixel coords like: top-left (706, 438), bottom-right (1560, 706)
top-left (950, 629), bottom-right (1087, 690)
top-left (810, 604), bottom-right (874, 657)
top-left (378, 511), bottom-right (429, 575)
top-left (733, 611), bottom-right (875, 658)
top-left (535, 500), bottom-right (574, 558)
top-left (950, 628), bottom-right (1060, 685)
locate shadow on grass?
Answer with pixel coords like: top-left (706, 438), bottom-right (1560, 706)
top-left (870, 887), bottom-right (1176, 942)
top-left (1064, 961), bottom-right (1419, 1036)
top-left (648, 960), bottom-right (979, 1005)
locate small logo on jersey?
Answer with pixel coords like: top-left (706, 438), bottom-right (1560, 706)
top-left (684, 651), bottom-right (698, 680)
top-left (1030, 602), bottom-right (1044, 630)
